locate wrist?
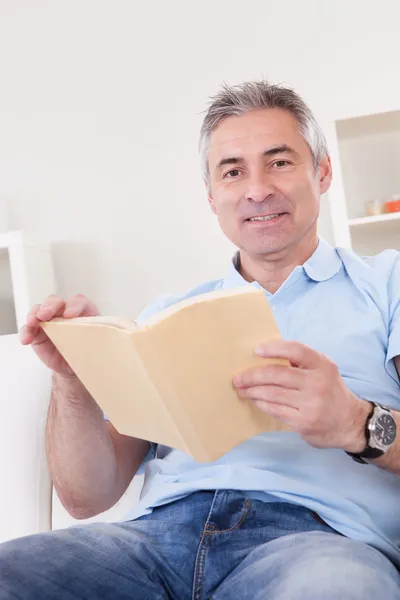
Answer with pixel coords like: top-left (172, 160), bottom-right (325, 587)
top-left (341, 395), bottom-right (372, 453)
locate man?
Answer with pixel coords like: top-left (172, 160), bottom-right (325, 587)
top-left (1, 80), bottom-right (400, 599)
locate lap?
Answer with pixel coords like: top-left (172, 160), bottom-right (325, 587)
top-left (213, 530), bottom-right (400, 600)
top-left (2, 493), bottom-right (400, 600)
top-left (0, 520), bottom-right (183, 600)
top-left (0, 491), bottom-right (214, 599)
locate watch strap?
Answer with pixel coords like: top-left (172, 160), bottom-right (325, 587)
top-left (346, 446), bottom-right (384, 464)
top-left (345, 402), bottom-right (382, 464)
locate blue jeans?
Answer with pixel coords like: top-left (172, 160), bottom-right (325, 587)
top-left (0, 490), bottom-right (399, 599)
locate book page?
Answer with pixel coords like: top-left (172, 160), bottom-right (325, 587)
top-left (132, 287), bottom-right (291, 462)
top-left (142, 285), bottom-right (258, 328)
top-left (41, 320), bottom-right (188, 451)
top-left (46, 316), bottom-right (139, 331)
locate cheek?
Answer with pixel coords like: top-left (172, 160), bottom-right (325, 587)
top-left (286, 177), bottom-right (320, 212)
top-left (213, 192), bottom-right (243, 237)
top-left (213, 187), bottom-right (240, 214)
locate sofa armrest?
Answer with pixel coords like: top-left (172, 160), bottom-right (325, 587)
top-left (0, 335), bottom-right (52, 542)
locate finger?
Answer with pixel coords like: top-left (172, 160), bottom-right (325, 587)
top-left (23, 297), bottom-right (65, 343)
top-left (20, 323), bottom-right (48, 345)
top-left (26, 304), bottom-right (41, 320)
top-left (237, 384), bottom-right (300, 408)
top-left (252, 399), bottom-right (298, 425)
top-left (255, 340), bottom-right (321, 369)
top-left (23, 326), bottom-right (49, 346)
top-left (36, 296), bottom-right (66, 321)
top-left (21, 303), bottom-right (41, 344)
top-left (20, 324), bottom-right (33, 345)
top-left (233, 364), bottom-right (304, 390)
top-left (63, 294), bottom-right (99, 318)
top-left (25, 304), bottom-right (42, 335)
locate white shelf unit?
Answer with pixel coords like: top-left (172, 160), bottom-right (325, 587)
top-left (349, 212), bottom-right (400, 227)
top-left (324, 109), bottom-right (400, 255)
top-left (0, 231), bottom-right (56, 336)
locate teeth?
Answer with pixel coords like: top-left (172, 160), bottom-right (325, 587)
top-left (249, 214), bottom-right (280, 221)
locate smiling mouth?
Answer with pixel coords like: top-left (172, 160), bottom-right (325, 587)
top-left (246, 213), bottom-right (286, 222)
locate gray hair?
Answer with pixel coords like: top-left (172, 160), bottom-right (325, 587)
top-left (199, 80), bottom-right (328, 184)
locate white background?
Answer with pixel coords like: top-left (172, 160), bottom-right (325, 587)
top-left (0, 0), bottom-right (399, 317)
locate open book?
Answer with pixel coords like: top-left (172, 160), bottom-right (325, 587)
top-left (41, 286), bottom-right (290, 462)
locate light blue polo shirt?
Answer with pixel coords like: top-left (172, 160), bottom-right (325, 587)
top-left (124, 239), bottom-right (400, 567)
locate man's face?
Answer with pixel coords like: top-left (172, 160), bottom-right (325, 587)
top-left (207, 108), bottom-right (332, 257)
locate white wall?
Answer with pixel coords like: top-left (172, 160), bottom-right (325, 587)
top-left (0, 0), bottom-right (399, 317)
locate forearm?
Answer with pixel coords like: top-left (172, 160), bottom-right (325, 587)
top-left (46, 373), bottom-right (119, 518)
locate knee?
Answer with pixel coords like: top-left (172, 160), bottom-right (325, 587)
top-left (0, 532), bottom-right (41, 561)
top-left (0, 533), bottom-right (50, 597)
top-left (0, 532), bottom-right (51, 570)
top-left (277, 534), bottom-right (400, 599)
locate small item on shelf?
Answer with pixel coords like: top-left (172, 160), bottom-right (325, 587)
top-left (365, 198), bottom-right (384, 217)
top-left (384, 195), bottom-right (400, 214)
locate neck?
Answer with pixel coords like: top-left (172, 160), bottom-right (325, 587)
top-left (239, 233), bottom-right (319, 294)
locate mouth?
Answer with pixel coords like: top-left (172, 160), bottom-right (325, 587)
top-left (245, 212), bottom-right (287, 223)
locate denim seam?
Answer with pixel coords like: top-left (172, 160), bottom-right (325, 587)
top-left (192, 491), bottom-right (220, 600)
top-left (207, 500), bottom-right (253, 534)
top-left (193, 524), bottom-right (214, 600)
top-left (192, 496), bottom-right (253, 600)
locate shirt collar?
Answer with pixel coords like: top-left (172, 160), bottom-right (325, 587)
top-left (222, 238), bottom-right (342, 290)
top-left (302, 238), bottom-right (342, 282)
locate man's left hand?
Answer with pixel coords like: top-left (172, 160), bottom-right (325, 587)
top-left (233, 340), bottom-right (370, 452)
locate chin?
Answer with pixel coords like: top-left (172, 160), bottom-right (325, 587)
top-left (248, 244), bottom-right (288, 256)
top-left (241, 235), bottom-right (292, 256)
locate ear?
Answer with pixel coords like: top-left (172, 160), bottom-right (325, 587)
top-left (318, 156), bottom-right (332, 195)
top-left (207, 185), bottom-right (217, 215)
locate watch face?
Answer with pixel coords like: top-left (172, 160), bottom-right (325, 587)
top-left (374, 413), bottom-right (397, 446)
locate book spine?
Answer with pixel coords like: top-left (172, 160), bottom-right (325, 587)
top-left (133, 334), bottom-right (208, 461)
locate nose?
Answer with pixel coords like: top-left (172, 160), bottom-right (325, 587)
top-left (245, 169), bottom-right (275, 203)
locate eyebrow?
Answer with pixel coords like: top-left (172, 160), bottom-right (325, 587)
top-left (216, 144), bottom-right (298, 171)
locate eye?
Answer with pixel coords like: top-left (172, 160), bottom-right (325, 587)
top-left (224, 169), bottom-right (241, 179)
top-left (273, 160), bottom-right (291, 168)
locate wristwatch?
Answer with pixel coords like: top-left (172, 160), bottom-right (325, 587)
top-left (346, 402), bottom-right (397, 464)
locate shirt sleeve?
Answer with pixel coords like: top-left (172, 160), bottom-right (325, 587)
top-left (387, 253), bottom-right (400, 364)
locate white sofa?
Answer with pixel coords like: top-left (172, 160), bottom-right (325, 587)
top-left (0, 334), bottom-right (144, 542)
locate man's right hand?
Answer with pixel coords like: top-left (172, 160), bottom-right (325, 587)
top-left (20, 294), bottom-right (100, 377)
top-left (23, 293), bottom-right (150, 519)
